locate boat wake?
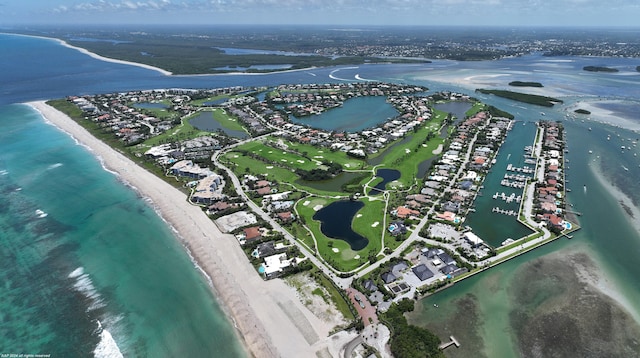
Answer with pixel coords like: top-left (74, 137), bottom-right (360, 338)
top-left (329, 67), bottom-right (358, 81)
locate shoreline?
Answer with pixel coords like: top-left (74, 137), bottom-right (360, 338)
top-left (2, 32), bottom-right (324, 78)
top-left (2, 33), bottom-right (173, 76)
top-left (27, 101), bottom-right (336, 358)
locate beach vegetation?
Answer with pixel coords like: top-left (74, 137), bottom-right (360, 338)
top-left (574, 109), bottom-right (591, 115)
top-left (381, 299), bottom-right (444, 358)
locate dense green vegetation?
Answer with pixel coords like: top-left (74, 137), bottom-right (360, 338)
top-left (574, 109), bottom-right (591, 115)
top-left (476, 89), bottom-right (563, 107)
top-left (485, 105), bottom-right (514, 119)
top-left (583, 66), bottom-right (619, 73)
top-left (509, 81), bottom-right (543, 87)
top-left (62, 36), bottom-right (429, 75)
top-left (381, 299), bottom-right (444, 358)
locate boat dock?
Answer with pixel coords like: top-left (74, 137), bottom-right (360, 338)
top-left (492, 192), bottom-right (522, 203)
top-left (500, 179), bottom-right (525, 189)
top-left (492, 207), bottom-right (518, 216)
top-left (506, 163), bottom-right (534, 174)
top-left (504, 173), bottom-right (529, 182)
top-left (438, 336), bottom-right (461, 350)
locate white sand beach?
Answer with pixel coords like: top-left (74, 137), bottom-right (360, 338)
top-left (28, 101), bottom-right (342, 358)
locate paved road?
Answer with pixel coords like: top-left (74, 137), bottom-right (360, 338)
top-left (212, 147), bottom-right (354, 289)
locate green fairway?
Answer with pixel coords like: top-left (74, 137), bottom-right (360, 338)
top-left (269, 137), bottom-right (367, 169)
top-left (211, 108), bottom-right (247, 132)
top-left (235, 141), bottom-right (322, 171)
top-left (372, 112), bottom-right (446, 187)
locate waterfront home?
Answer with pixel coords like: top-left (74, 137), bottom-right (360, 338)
top-left (243, 226), bottom-right (264, 243)
top-left (170, 160), bottom-right (215, 178)
top-left (190, 174), bottom-right (226, 204)
top-left (262, 253), bottom-right (293, 279)
top-left (441, 264), bottom-right (459, 276)
top-left (437, 252), bottom-right (456, 266)
top-left (254, 241), bottom-right (278, 258)
top-left (412, 264), bottom-right (435, 281)
top-left (436, 211), bottom-right (456, 222)
top-left (463, 232), bottom-right (483, 247)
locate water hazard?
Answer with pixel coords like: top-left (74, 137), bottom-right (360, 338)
top-left (369, 168), bottom-right (400, 195)
top-left (313, 200), bottom-right (369, 250)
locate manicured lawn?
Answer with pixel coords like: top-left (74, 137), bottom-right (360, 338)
top-left (373, 113), bottom-right (446, 187)
top-left (269, 136), bottom-right (367, 169)
top-left (141, 111), bottom-right (211, 147)
top-left (222, 151), bottom-right (300, 183)
top-left (235, 141), bottom-right (321, 171)
top-left (221, 151), bottom-right (348, 196)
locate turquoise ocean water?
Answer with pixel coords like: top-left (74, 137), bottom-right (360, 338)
top-left (0, 104), bottom-right (246, 356)
top-left (3, 32), bottom-right (640, 356)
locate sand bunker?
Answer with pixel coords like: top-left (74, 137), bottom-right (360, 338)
top-left (332, 248), bottom-right (339, 253)
top-left (303, 201), bottom-right (310, 206)
top-left (313, 205), bottom-right (323, 211)
top-left (371, 222), bottom-right (379, 227)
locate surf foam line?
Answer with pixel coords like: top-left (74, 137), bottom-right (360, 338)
top-left (93, 320), bottom-right (124, 358)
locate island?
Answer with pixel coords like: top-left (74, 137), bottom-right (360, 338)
top-left (41, 82), bottom-right (579, 358)
top-left (583, 66), bottom-right (619, 73)
top-left (475, 89), bottom-right (563, 107)
top-left (508, 81), bottom-right (544, 88)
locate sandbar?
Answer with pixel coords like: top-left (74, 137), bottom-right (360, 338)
top-left (28, 101), bottom-right (339, 358)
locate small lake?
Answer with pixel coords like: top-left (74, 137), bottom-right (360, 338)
top-left (201, 98), bottom-right (228, 106)
top-left (434, 101), bottom-right (472, 121)
top-left (369, 168), bottom-right (401, 195)
top-left (313, 200), bottom-right (369, 251)
top-left (133, 102), bottom-right (169, 110)
top-left (367, 135), bottom-right (414, 166)
top-left (417, 157), bottom-right (438, 179)
top-left (290, 96), bottom-right (399, 133)
top-left (189, 112), bottom-right (249, 138)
